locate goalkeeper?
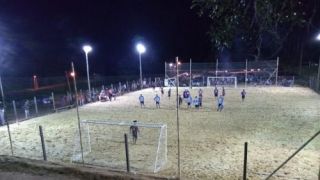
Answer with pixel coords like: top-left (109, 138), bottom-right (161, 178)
top-left (130, 120), bottom-right (140, 144)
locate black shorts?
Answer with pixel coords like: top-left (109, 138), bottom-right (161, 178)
top-left (195, 104), bottom-right (199, 108)
top-left (242, 96), bottom-right (245, 99)
top-left (187, 102), bottom-right (191, 106)
top-left (156, 102), bottom-right (160, 105)
top-left (214, 93), bottom-right (218, 97)
top-left (132, 133), bottom-right (138, 138)
top-left (140, 101), bottom-right (144, 104)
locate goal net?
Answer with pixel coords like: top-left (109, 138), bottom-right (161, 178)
top-left (207, 76), bottom-right (237, 88)
top-left (71, 120), bottom-right (167, 173)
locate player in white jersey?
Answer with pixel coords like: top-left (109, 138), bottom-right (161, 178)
top-left (217, 95), bottom-right (224, 112)
top-left (193, 96), bottom-right (199, 109)
top-left (154, 94), bottom-right (161, 108)
top-left (139, 94), bottom-right (145, 108)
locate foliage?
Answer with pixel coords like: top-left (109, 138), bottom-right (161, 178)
top-left (191, 0), bottom-right (313, 59)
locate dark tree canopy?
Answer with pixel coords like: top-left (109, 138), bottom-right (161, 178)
top-left (192, 0), bottom-right (317, 60)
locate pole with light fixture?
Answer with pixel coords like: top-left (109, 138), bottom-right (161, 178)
top-left (136, 43), bottom-right (146, 90)
top-left (82, 45), bottom-right (92, 101)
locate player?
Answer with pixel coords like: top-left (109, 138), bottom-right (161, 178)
top-left (178, 95), bottom-right (183, 107)
top-left (0, 101), bottom-right (4, 126)
top-left (168, 88), bottom-right (171, 99)
top-left (160, 87), bottom-right (164, 96)
top-left (193, 96), bottom-right (199, 109)
top-left (241, 89), bottom-right (246, 102)
top-left (183, 89), bottom-right (190, 104)
top-left (214, 86), bottom-right (218, 99)
top-left (23, 100), bottom-right (30, 119)
top-left (154, 94), bottom-right (161, 108)
top-left (130, 120), bottom-right (140, 144)
top-left (217, 95), bottom-right (224, 112)
top-left (187, 95), bottom-right (192, 108)
top-left (139, 94), bottom-right (145, 108)
top-left (222, 87), bottom-right (225, 96)
top-left (198, 88), bottom-right (203, 107)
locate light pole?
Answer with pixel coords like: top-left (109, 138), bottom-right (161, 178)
top-left (82, 45), bottom-right (92, 100)
top-left (136, 43), bottom-right (146, 89)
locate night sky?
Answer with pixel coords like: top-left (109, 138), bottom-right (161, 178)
top-left (0, 0), bottom-right (319, 78)
top-left (0, 0), bottom-right (210, 77)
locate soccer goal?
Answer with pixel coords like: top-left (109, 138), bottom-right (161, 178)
top-left (71, 120), bottom-right (167, 173)
top-left (207, 76), bottom-right (237, 88)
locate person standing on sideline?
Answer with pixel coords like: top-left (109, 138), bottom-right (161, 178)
top-left (139, 94), bottom-right (145, 108)
top-left (24, 100), bottom-right (30, 119)
top-left (154, 94), bottom-right (161, 108)
top-left (168, 88), bottom-right (171, 99)
top-left (241, 89), bottom-right (246, 102)
top-left (130, 120), bottom-right (140, 144)
top-left (0, 101), bottom-right (5, 126)
top-left (160, 87), bottom-right (164, 96)
top-left (217, 95), bottom-right (224, 112)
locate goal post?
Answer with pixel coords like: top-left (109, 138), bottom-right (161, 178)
top-left (207, 76), bottom-right (237, 88)
top-left (71, 120), bottom-right (167, 173)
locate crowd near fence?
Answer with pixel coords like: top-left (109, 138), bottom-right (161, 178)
top-left (0, 75), bottom-right (164, 124)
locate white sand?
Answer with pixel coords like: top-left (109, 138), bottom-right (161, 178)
top-left (0, 86), bottom-right (319, 179)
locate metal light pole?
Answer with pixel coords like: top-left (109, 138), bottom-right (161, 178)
top-left (82, 45), bottom-right (92, 101)
top-left (139, 52), bottom-right (142, 89)
top-left (71, 62), bottom-right (84, 165)
top-left (136, 43), bottom-right (146, 90)
top-left (175, 57), bottom-right (181, 178)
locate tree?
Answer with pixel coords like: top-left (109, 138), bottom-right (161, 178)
top-left (191, 0), bottom-right (316, 60)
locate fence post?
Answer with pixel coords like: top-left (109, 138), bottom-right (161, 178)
top-left (124, 133), bottom-right (130, 172)
top-left (243, 142), bottom-right (248, 180)
top-left (276, 57), bottom-right (279, 86)
top-left (39, 125), bottom-right (47, 161)
top-left (126, 81), bottom-right (129, 92)
top-left (51, 92), bottom-right (56, 112)
top-left (34, 96), bottom-right (38, 115)
top-left (12, 100), bottom-right (18, 124)
top-left (119, 82), bottom-right (122, 94)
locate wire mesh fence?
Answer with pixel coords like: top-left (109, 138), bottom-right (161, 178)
top-left (0, 67), bottom-right (319, 178)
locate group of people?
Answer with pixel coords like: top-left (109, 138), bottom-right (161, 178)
top-left (138, 87), bottom-right (247, 111)
top-left (99, 88), bottom-right (117, 102)
top-left (179, 88), bottom-right (203, 109)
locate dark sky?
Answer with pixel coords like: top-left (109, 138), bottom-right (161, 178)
top-left (0, 0), bottom-right (211, 77)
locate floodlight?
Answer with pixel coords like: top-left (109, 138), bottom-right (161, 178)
top-left (136, 43), bottom-right (146, 54)
top-left (169, 63), bottom-right (173, 67)
top-left (316, 33), bottom-right (320, 41)
top-left (70, 72), bottom-right (75, 77)
top-left (83, 45), bottom-right (92, 54)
